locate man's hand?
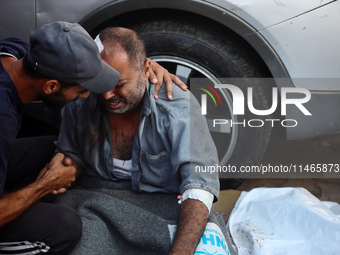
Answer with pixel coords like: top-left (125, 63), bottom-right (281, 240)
top-left (147, 58), bottom-right (187, 100)
top-left (53, 156), bottom-right (82, 195)
top-left (169, 198), bottom-right (209, 255)
top-left (37, 153), bottom-right (82, 195)
top-left (0, 153), bottom-right (79, 227)
top-left (36, 153), bottom-right (78, 194)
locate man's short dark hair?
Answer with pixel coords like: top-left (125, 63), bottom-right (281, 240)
top-left (99, 27), bottom-right (147, 72)
top-left (22, 54), bottom-right (78, 89)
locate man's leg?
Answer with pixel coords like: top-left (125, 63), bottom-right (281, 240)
top-left (1, 136), bottom-right (82, 254)
top-left (5, 136), bottom-right (56, 192)
top-left (0, 202), bottom-right (82, 254)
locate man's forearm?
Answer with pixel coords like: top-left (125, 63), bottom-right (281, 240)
top-left (0, 153), bottom-right (78, 227)
top-left (170, 198), bottom-right (209, 255)
top-left (0, 180), bottom-right (51, 227)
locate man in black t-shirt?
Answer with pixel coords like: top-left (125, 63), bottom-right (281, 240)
top-left (0, 21), bottom-right (120, 254)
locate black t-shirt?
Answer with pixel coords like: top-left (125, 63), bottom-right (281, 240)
top-left (0, 38), bottom-right (29, 198)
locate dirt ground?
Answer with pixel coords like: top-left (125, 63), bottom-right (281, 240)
top-left (237, 130), bottom-right (340, 203)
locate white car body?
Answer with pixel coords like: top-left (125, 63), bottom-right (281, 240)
top-left (1, 0), bottom-right (339, 173)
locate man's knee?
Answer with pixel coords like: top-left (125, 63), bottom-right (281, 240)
top-left (48, 204), bottom-right (82, 254)
top-left (6, 136), bottom-right (57, 191)
top-left (0, 203), bottom-right (82, 254)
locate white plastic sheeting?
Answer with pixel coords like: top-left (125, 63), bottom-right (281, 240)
top-left (227, 187), bottom-right (340, 255)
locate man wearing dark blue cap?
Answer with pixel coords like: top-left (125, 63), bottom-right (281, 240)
top-left (0, 21), bottom-right (185, 254)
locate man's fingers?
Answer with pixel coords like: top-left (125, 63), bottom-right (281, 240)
top-left (63, 156), bottom-right (72, 166)
top-left (52, 152), bottom-right (65, 162)
top-left (170, 74), bottom-right (187, 91)
top-left (149, 69), bottom-right (160, 99)
top-left (149, 68), bottom-right (158, 85)
top-left (52, 188), bottom-right (67, 195)
top-left (164, 74), bottom-right (174, 100)
top-left (153, 67), bottom-right (165, 100)
top-left (146, 57), bottom-right (187, 100)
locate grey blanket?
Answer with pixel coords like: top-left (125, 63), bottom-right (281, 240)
top-left (54, 175), bottom-right (227, 255)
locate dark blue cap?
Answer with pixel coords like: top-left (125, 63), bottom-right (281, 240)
top-left (27, 21), bottom-right (119, 93)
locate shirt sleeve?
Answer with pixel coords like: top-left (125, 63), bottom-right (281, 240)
top-left (0, 38), bottom-right (29, 59)
top-left (165, 86), bottom-right (220, 202)
top-left (55, 102), bottom-right (88, 170)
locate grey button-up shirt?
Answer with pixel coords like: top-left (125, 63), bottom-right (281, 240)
top-left (56, 81), bottom-right (220, 201)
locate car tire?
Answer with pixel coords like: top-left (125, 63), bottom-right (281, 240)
top-left (129, 18), bottom-right (272, 189)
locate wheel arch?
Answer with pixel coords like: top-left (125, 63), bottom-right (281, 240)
top-left (78, 0), bottom-right (290, 83)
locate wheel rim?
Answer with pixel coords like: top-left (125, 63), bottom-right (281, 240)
top-left (150, 55), bottom-right (238, 166)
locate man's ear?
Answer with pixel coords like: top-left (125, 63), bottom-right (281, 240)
top-left (142, 59), bottom-right (151, 82)
top-left (42, 80), bottom-right (61, 94)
